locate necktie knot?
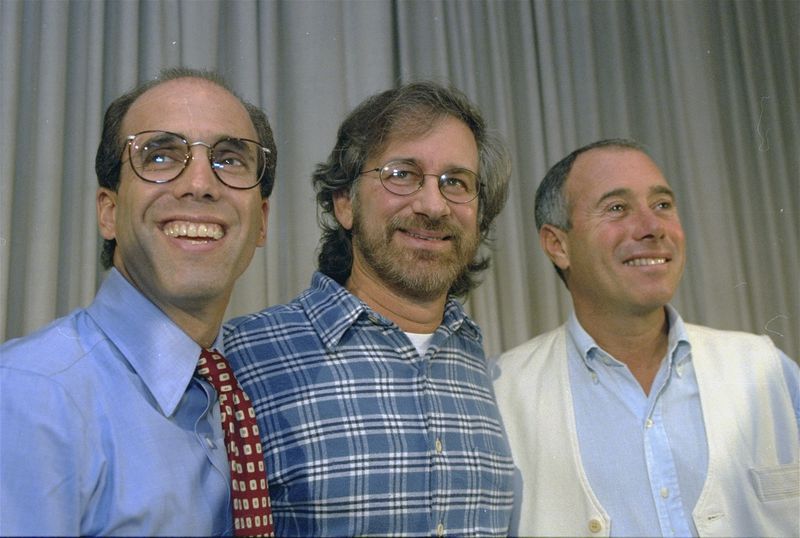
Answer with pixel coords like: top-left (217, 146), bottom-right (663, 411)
top-left (197, 349), bottom-right (235, 395)
top-left (198, 348), bottom-right (273, 536)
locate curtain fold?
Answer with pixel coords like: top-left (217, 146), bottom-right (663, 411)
top-left (1, 0), bottom-right (797, 360)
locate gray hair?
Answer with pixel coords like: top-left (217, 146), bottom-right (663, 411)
top-left (312, 81), bottom-right (511, 297)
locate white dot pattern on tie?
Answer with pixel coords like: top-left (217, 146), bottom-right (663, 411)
top-left (197, 349), bottom-right (274, 537)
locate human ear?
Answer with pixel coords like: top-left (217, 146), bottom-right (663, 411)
top-left (96, 188), bottom-right (118, 240)
top-left (256, 198), bottom-right (269, 247)
top-left (332, 189), bottom-right (353, 230)
top-left (539, 224), bottom-right (570, 272)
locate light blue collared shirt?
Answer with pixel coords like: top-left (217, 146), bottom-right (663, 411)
top-left (567, 306), bottom-right (800, 537)
top-left (0, 269), bottom-right (233, 536)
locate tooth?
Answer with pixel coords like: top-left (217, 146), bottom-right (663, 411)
top-left (163, 221), bottom-right (225, 239)
top-left (626, 258), bottom-right (666, 266)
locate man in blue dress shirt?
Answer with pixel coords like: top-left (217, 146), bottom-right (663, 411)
top-left (0, 67), bottom-right (276, 536)
top-left (225, 82), bottom-right (515, 536)
top-left (494, 138), bottom-right (799, 537)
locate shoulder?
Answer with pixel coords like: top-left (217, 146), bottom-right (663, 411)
top-left (223, 286), bottom-right (327, 367)
top-left (685, 324), bottom-right (794, 388)
top-left (1, 309), bottom-right (96, 376)
top-left (225, 298), bottom-right (309, 336)
top-left (685, 323), bottom-right (774, 344)
top-left (498, 325), bottom-right (566, 364)
top-left (492, 325), bottom-right (566, 382)
top-left (1, 311), bottom-right (107, 430)
top-left (685, 323), bottom-right (780, 360)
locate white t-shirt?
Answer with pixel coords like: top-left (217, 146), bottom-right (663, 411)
top-left (404, 331), bottom-right (435, 356)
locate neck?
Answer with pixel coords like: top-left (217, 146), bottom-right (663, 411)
top-left (163, 307), bottom-right (223, 349)
top-left (574, 303), bottom-right (670, 395)
top-left (120, 269), bottom-right (226, 349)
top-left (345, 270), bottom-right (447, 334)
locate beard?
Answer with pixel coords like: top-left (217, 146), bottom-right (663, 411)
top-left (351, 209), bottom-right (480, 301)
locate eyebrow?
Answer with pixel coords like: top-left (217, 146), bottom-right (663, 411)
top-left (595, 185), bottom-right (675, 206)
top-left (384, 156), bottom-right (478, 173)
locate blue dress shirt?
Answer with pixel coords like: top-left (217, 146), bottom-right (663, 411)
top-left (567, 306), bottom-right (800, 537)
top-left (224, 272), bottom-right (515, 537)
top-left (0, 269), bottom-right (233, 536)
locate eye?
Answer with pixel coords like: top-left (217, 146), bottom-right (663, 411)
top-left (608, 202), bottom-right (626, 213)
top-left (213, 140), bottom-right (257, 173)
top-left (138, 143), bottom-right (185, 169)
top-left (441, 169), bottom-right (478, 193)
top-left (442, 175), bottom-right (467, 190)
top-left (384, 162), bottom-right (421, 184)
top-left (655, 199), bottom-right (674, 210)
top-left (215, 153), bottom-right (246, 168)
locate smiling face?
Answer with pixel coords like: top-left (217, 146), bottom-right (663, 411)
top-left (96, 78), bottom-right (268, 337)
top-left (543, 147), bottom-right (685, 319)
top-left (333, 116), bottom-right (481, 302)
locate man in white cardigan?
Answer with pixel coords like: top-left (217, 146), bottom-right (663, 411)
top-left (493, 138), bottom-right (799, 538)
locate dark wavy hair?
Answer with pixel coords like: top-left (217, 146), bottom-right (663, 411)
top-left (311, 81), bottom-right (511, 297)
top-left (535, 137), bottom-right (648, 283)
top-left (95, 67), bottom-right (277, 269)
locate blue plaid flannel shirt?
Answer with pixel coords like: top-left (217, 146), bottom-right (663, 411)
top-left (224, 272), bottom-right (514, 537)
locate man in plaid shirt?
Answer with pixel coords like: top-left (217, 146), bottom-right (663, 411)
top-left (225, 82), bottom-right (514, 536)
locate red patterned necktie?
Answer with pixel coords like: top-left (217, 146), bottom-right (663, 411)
top-left (197, 348), bottom-right (274, 537)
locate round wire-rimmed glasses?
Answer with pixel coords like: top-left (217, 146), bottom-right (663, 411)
top-left (360, 159), bottom-right (481, 204)
top-left (124, 130), bottom-right (270, 190)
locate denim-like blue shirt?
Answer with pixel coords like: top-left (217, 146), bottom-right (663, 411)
top-left (567, 305), bottom-right (800, 537)
top-left (0, 269), bottom-right (233, 536)
top-left (224, 272), bottom-right (514, 537)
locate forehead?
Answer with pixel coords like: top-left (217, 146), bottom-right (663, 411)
top-left (121, 78), bottom-right (256, 140)
top-left (375, 116), bottom-right (478, 166)
top-left (567, 147), bottom-right (670, 203)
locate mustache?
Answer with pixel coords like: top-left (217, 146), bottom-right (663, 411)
top-left (387, 215), bottom-right (461, 237)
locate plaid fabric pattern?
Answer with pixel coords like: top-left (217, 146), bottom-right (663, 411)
top-left (225, 273), bottom-right (514, 537)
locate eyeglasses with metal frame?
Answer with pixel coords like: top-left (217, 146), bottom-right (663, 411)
top-left (123, 130), bottom-right (271, 190)
top-left (360, 159), bottom-right (481, 204)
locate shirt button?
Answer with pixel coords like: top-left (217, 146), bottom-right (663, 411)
top-left (588, 518), bottom-right (603, 533)
top-left (645, 418), bottom-right (654, 428)
top-left (435, 438), bottom-right (443, 454)
top-left (205, 436), bottom-right (215, 449)
top-left (436, 522), bottom-right (444, 536)
top-left (660, 487), bottom-right (670, 498)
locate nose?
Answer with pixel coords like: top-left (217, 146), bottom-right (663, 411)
top-left (634, 207), bottom-right (666, 240)
top-left (410, 175), bottom-right (451, 219)
top-left (172, 143), bottom-right (222, 200)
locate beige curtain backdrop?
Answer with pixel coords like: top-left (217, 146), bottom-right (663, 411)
top-left (1, 0), bottom-right (798, 361)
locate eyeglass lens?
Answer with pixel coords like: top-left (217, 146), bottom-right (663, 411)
top-left (128, 130), bottom-right (266, 189)
top-left (379, 160), bottom-right (479, 203)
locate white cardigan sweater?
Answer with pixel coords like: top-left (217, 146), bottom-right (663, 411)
top-left (494, 323), bottom-right (799, 537)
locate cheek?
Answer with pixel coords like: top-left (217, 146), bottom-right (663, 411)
top-left (116, 180), bottom-right (159, 224)
top-left (237, 197), bottom-right (266, 236)
top-left (454, 205), bottom-right (479, 231)
top-left (670, 222), bottom-right (686, 243)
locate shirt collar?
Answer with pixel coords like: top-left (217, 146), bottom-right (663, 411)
top-left (86, 269), bottom-right (211, 417)
top-left (664, 304), bottom-right (692, 367)
top-left (302, 272), bottom-right (481, 349)
top-left (567, 305), bottom-right (692, 372)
